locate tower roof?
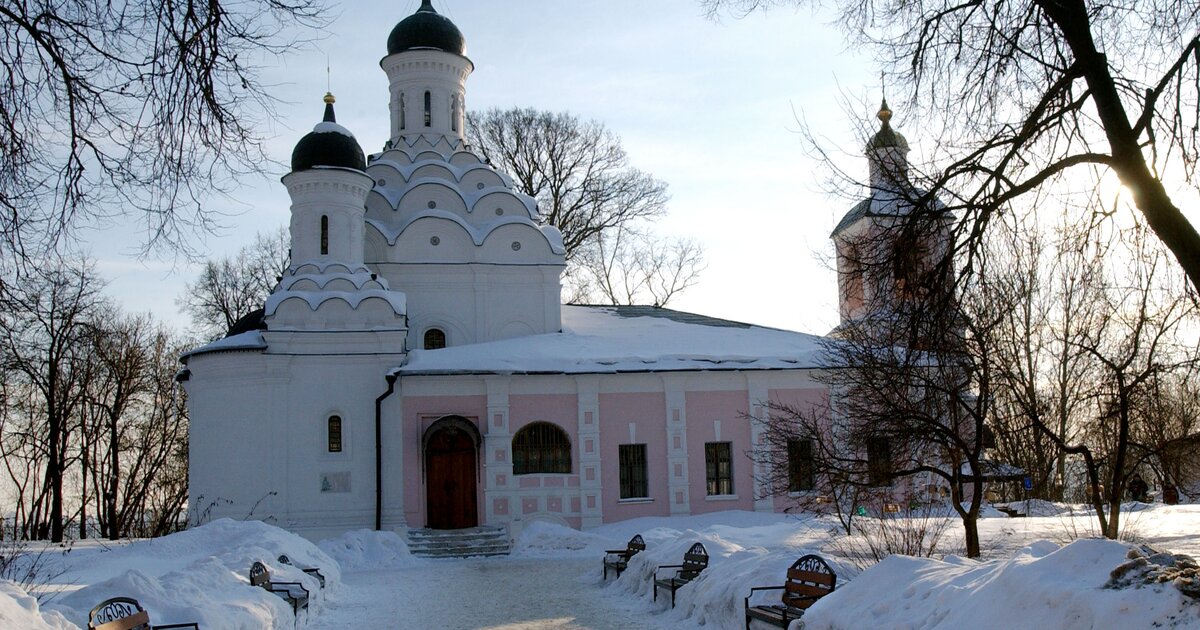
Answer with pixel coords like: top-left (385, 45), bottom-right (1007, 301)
top-left (866, 98), bottom-right (909, 151)
top-left (386, 1), bottom-right (466, 57)
top-left (290, 93), bottom-right (367, 172)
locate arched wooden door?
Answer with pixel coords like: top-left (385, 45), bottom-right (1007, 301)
top-left (424, 423), bottom-right (478, 529)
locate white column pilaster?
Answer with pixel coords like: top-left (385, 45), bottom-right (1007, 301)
top-left (483, 376), bottom-right (511, 525)
top-left (663, 374), bottom-right (691, 516)
top-left (577, 376), bottom-right (603, 528)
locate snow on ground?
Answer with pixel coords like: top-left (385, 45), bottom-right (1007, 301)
top-left (35, 519), bottom-right (338, 629)
top-left (802, 539), bottom-right (1200, 629)
top-left (3, 504), bottom-right (1198, 628)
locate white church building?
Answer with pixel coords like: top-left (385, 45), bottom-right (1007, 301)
top-left (181, 1), bottom-right (919, 541)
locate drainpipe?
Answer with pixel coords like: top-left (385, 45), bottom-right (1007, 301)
top-left (375, 372), bottom-right (398, 531)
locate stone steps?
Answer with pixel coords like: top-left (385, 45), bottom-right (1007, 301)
top-left (407, 525), bottom-right (510, 558)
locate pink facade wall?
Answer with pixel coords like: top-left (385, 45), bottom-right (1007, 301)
top-left (598, 392), bottom-right (669, 520)
top-left (400, 394), bottom-right (487, 528)
top-left (509, 393), bottom-right (580, 520)
top-left (767, 387), bottom-right (829, 511)
top-left (685, 390), bottom-right (754, 513)
top-left (396, 377), bottom-right (840, 531)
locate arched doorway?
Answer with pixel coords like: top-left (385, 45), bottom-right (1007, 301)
top-left (423, 416), bottom-right (479, 529)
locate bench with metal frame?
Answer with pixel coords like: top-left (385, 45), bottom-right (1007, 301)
top-left (602, 534), bottom-right (646, 579)
top-left (87, 596), bottom-right (198, 630)
top-left (653, 542), bottom-right (708, 608)
top-left (277, 554), bottom-right (326, 589)
top-left (249, 560), bottom-right (309, 615)
top-left (743, 554), bottom-right (837, 629)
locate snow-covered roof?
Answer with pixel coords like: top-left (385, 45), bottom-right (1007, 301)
top-left (397, 305), bottom-right (829, 376)
top-left (181, 331), bottom-right (267, 360)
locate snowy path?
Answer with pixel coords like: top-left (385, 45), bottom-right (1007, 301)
top-left (309, 557), bottom-right (673, 630)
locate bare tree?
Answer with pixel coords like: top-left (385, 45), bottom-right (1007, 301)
top-left (466, 108), bottom-right (670, 260)
top-left (0, 258), bottom-right (104, 541)
top-left (568, 224), bottom-right (705, 307)
top-left (983, 211), bottom-right (1103, 500)
top-left (1069, 224), bottom-right (1198, 537)
top-left (0, 1), bottom-right (329, 261)
top-left (179, 227), bottom-right (289, 340)
top-left (466, 107), bottom-right (703, 306)
top-left (703, 0), bottom-right (1200, 293)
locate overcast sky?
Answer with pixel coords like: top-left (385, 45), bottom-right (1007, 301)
top-left (85, 0), bottom-right (881, 336)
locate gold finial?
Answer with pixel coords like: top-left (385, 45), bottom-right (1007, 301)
top-left (324, 92), bottom-right (336, 105)
top-left (878, 97), bottom-right (892, 125)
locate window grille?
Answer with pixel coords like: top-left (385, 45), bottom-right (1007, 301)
top-left (619, 444), bottom-right (648, 499)
top-left (423, 328), bottom-right (446, 350)
top-left (867, 437), bottom-right (892, 486)
top-left (788, 439), bottom-right (815, 492)
top-left (328, 415), bottom-right (342, 453)
top-left (512, 422), bottom-right (571, 474)
top-left (705, 442), bottom-right (733, 495)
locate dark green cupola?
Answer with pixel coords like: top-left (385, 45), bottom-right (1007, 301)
top-left (290, 93), bottom-right (367, 172)
top-left (386, 0), bottom-right (466, 56)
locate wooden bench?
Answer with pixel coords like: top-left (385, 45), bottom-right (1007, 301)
top-left (602, 534), bottom-right (646, 579)
top-left (278, 553), bottom-right (326, 589)
top-left (249, 560), bottom-right (309, 615)
top-left (743, 554), bottom-right (837, 629)
top-left (87, 597), bottom-right (198, 630)
top-left (653, 542), bottom-right (708, 608)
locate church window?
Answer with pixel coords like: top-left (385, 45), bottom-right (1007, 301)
top-left (619, 444), bottom-right (648, 499)
top-left (451, 95), bottom-right (459, 132)
top-left (867, 437), bottom-right (892, 486)
top-left (320, 215), bottom-right (329, 255)
top-left (400, 93), bottom-right (406, 130)
top-left (705, 442), bottom-right (733, 495)
top-left (512, 422), bottom-right (571, 474)
top-left (788, 439), bottom-right (815, 492)
top-left (327, 415), bottom-right (343, 453)
top-left (423, 328), bottom-right (446, 350)
top-left (424, 91), bottom-right (432, 127)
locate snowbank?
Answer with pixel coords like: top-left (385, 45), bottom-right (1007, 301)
top-left (0, 581), bottom-right (73, 629)
top-left (802, 538), bottom-right (1200, 629)
top-left (511, 520), bottom-right (615, 558)
top-left (593, 513), bottom-right (855, 629)
top-left (46, 519), bottom-right (338, 630)
top-left (317, 529), bottom-right (421, 570)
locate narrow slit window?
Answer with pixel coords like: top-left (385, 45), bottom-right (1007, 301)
top-left (450, 95), bottom-right (458, 132)
top-left (399, 93), bottom-right (406, 130)
top-left (424, 91), bottom-right (432, 127)
top-left (320, 215), bottom-right (329, 255)
top-left (327, 415), bottom-right (342, 453)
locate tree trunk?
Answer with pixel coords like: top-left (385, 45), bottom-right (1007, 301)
top-left (962, 514), bottom-right (981, 558)
top-left (108, 408), bottom-right (120, 540)
top-left (1038, 0), bottom-right (1200, 293)
top-left (48, 370), bottom-right (63, 543)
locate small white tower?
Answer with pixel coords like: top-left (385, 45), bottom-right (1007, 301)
top-left (380, 0), bottom-right (473, 146)
top-left (282, 93), bottom-right (375, 265)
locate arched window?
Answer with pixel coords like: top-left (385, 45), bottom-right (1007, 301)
top-left (320, 215), bottom-right (329, 255)
top-left (327, 415), bottom-right (343, 453)
top-left (512, 422), bottom-right (571, 474)
top-left (424, 91), bottom-right (432, 127)
top-left (399, 93), bottom-right (406, 130)
top-left (423, 328), bottom-right (446, 350)
top-left (450, 95), bottom-right (459, 132)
